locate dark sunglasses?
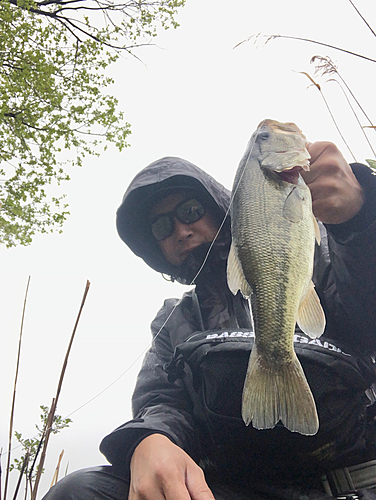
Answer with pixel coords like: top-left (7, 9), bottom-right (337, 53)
top-left (151, 198), bottom-right (206, 241)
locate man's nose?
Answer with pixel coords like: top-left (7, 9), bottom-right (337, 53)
top-left (174, 218), bottom-right (193, 241)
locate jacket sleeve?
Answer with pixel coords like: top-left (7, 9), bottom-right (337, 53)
top-left (313, 163), bottom-right (376, 353)
top-left (99, 298), bottom-right (199, 470)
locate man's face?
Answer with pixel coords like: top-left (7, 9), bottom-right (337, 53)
top-left (151, 192), bottom-right (220, 267)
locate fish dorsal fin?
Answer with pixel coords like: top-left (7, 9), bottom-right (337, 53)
top-left (227, 242), bottom-right (252, 299)
top-left (283, 187), bottom-right (304, 223)
top-left (297, 281), bottom-right (326, 339)
top-left (314, 216), bottom-right (321, 245)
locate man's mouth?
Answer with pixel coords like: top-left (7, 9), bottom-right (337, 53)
top-left (181, 245), bottom-right (199, 258)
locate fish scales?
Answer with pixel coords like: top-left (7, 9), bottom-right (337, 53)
top-left (227, 119), bottom-right (326, 436)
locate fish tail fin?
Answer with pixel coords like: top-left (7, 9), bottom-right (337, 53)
top-left (242, 345), bottom-right (319, 436)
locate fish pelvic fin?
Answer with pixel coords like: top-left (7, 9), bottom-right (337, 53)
top-left (297, 281), bottom-right (326, 339)
top-left (242, 345), bottom-right (319, 436)
top-left (227, 241), bottom-right (252, 298)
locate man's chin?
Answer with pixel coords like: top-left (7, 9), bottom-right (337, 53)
top-left (175, 243), bottom-right (211, 283)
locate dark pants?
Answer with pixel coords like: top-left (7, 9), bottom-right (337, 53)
top-left (41, 465), bottom-right (376, 500)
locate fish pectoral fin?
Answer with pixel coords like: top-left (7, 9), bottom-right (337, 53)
top-left (314, 216), bottom-right (321, 245)
top-left (297, 281), bottom-right (326, 338)
top-left (227, 242), bottom-right (252, 298)
top-left (283, 187), bottom-right (304, 223)
top-left (242, 346), bottom-right (319, 436)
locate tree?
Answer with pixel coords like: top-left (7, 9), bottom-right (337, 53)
top-left (0, 0), bottom-right (184, 247)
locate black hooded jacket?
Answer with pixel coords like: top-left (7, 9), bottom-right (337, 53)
top-left (101, 157), bottom-right (376, 488)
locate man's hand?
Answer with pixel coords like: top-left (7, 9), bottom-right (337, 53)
top-left (301, 142), bottom-right (364, 224)
top-left (129, 434), bottom-right (215, 500)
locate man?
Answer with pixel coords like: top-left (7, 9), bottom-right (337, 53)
top-left (43, 141), bottom-right (376, 500)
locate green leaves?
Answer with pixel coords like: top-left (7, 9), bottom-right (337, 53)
top-left (9, 405), bottom-right (72, 480)
top-left (0, 0), bottom-right (184, 246)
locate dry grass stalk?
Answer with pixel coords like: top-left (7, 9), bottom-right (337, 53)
top-left (233, 33), bottom-right (376, 64)
top-left (310, 55), bottom-right (376, 159)
top-left (299, 71), bottom-right (357, 161)
top-left (328, 78), bottom-right (376, 158)
top-left (348, 0), bottom-right (376, 38)
top-left (3, 276), bottom-right (31, 500)
top-left (311, 55), bottom-right (376, 133)
top-left (1, 447), bottom-right (3, 500)
top-left (31, 280), bottom-right (91, 500)
top-left (49, 451), bottom-right (64, 488)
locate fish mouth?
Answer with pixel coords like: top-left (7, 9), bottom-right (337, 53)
top-left (277, 166), bottom-right (303, 185)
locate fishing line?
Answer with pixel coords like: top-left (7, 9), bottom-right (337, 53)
top-left (63, 120), bottom-right (264, 414)
top-left (59, 124), bottom-right (264, 421)
top-left (4, 122), bottom-right (265, 459)
top-left (188, 125), bottom-right (263, 286)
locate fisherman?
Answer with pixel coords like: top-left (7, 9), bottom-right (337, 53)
top-left (43, 139), bottom-right (376, 500)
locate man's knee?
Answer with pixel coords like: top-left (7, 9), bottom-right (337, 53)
top-left (41, 466), bottom-right (129, 500)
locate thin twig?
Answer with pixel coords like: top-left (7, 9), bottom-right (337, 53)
top-left (31, 280), bottom-right (91, 500)
top-left (3, 277), bottom-right (31, 500)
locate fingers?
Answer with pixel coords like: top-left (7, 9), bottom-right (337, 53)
top-left (161, 464), bottom-right (214, 500)
top-left (303, 142), bottom-right (341, 183)
top-left (129, 461), bottom-right (213, 500)
top-left (128, 434), bottom-right (215, 500)
top-left (301, 141), bottom-right (364, 224)
top-left (185, 463), bottom-right (215, 500)
top-left (130, 465), bottom-right (192, 500)
top-left (306, 141), bottom-right (337, 164)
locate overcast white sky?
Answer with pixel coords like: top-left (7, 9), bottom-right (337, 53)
top-left (1, 0), bottom-right (376, 497)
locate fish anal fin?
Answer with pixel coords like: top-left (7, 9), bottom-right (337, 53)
top-left (227, 242), bottom-right (252, 298)
top-left (242, 346), bottom-right (319, 436)
top-left (297, 281), bottom-right (326, 339)
top-left (283, 187), bottom-right (304, 223)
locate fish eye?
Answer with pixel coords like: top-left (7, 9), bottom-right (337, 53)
top-left (258, 132), bottom-right (270, 140)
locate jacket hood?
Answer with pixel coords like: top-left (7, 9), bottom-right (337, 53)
top-left (116, 156), bottom-right (231, 276)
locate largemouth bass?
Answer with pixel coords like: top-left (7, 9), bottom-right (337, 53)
top-left (227, 119), bottom-right (326, 436)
